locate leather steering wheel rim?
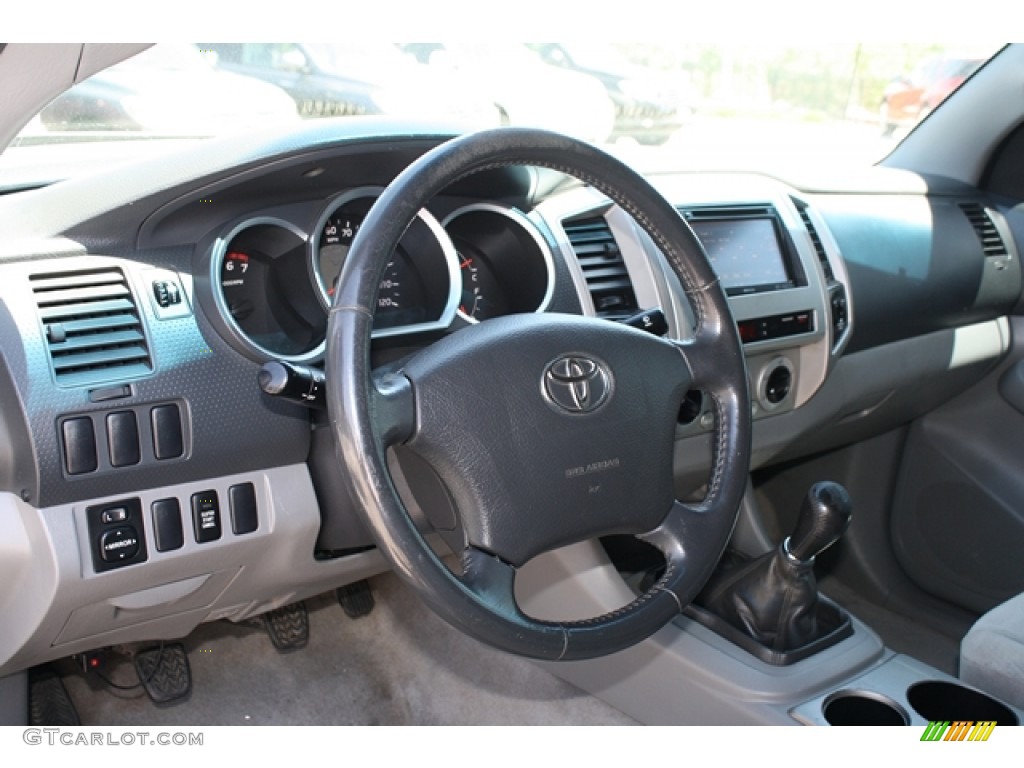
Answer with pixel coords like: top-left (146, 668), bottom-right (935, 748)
top-left (326, 127), bottom-right (751, 661)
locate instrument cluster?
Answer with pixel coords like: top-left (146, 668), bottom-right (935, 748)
top-left (209, 188), bottom-right (555, 362)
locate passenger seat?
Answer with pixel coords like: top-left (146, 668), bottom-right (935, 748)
top-left (960, 592), bottom-right (1024, 709)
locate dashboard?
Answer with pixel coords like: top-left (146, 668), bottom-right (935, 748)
top-left (0, 118), bottom-right (1019, 679)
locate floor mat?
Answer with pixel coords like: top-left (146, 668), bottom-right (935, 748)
top-left (60, 572), bottom-right (637, 726)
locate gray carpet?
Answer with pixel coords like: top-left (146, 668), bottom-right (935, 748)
top-left (59, 572), bottom-right (637, 726)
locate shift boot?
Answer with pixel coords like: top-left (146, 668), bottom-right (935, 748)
top-left (698, 481), bottom-right (852, 653)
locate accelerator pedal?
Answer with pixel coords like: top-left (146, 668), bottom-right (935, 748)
top-left (262, 601), bottom-right (309, 651)
top-left (134, 643), bottom-right (191, 705)
top-left (336, 580), bottom-right (375, 619)
top-left (29, 665), bottom-right (80, 726)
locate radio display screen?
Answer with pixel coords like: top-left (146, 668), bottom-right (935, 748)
top-left (689, 216), bottom-right (794, 295)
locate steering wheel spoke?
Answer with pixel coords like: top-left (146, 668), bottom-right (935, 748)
top-left (637, 498), bottom-right (737, 609)
top-left (460, 546), bottom-right (519, 612)
top-left (370, 370), bottom-right (416, 447)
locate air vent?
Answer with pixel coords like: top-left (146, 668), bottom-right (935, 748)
top-left (792, 199), bottom-right (834, 281)
top-left (959, 202), bottom-right (1009, 259)
top-left (31, 267), bottom-right (153, 387)
top-left (563, 215), bottom-right (638, 319)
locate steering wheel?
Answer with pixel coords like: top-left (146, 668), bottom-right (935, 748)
top-left (326, 128), bottom-right (751, 661)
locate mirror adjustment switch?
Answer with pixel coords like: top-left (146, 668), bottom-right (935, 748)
top-left (101, 506), bottom-right (128, 524)
top-left (191, 490), bottom-right (221, 543)
top-left (100, 527), bottom-right (141, 562)
top-left (229, 482), bottom-right (258, 535)
top-left (152, 498), bottom-right (184, 552)
top-left (87, 498), bottom-right (147, 572)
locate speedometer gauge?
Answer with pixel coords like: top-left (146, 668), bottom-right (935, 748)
top-left (316, 208), bottom-right (405, 313)
top-left (311, 187), bottom-right (460, 338)
top-left (317, 211), bottom-right (359, 298)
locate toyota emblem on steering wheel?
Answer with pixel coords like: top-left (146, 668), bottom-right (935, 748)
top-left (543, 355), bottom-right (612, 414)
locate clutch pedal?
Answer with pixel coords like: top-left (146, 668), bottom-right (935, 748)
top-left (29, 665), bottom-right (80, 726)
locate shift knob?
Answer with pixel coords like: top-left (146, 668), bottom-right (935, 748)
top-left (785, 481), bottom-right (852, 563)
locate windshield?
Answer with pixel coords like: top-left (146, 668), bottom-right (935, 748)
top-left (4, 42), bottom-right (1002, 183)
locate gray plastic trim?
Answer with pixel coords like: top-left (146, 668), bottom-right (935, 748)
top-left (537, 174), bottom-right (837, 431)
top-left (791, 654), bottom-right (1024, 726)
top-left (516, 539), bottom-right (886, 724)
top-left (0, 464), bottom-right (388, 678)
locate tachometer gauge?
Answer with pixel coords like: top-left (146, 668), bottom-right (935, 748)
top-left (458, 253), bottom-right (483, 318)
top-left (311, 187), bottom-right (460, 337)
top-left (220, 250), bottom-right (256, 321)
top-left (211, 217), bottom-right (326, 363)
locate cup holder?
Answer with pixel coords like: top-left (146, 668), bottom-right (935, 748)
top-left (908, 681), bottom-right (1019, 725)
top-left (824, 691), bottom-right (909, 726)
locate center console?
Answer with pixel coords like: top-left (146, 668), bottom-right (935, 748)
top-left (516, 482), bottom-right (1023, 726)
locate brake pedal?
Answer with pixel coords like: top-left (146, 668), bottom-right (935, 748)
top-left (29, 665), bottom-right (80, 726)
top-left (134, 643), bottom-right (191, 705)
top-left (336, 580), bottom-right (375, 619)
top-left (263, 601), bottom-right (309, 651)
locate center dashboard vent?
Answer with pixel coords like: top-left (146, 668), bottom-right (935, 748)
top-left (562, 215), bottom-right (638, 319)
top-left (959, 202), bottom-right (1009, 259)
top-left (791, 198), bottom-right (834, 281)
top-left (30, 267), bottom-right (153, 387)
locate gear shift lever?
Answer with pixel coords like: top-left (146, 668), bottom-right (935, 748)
top-left (698, 481), bottom-right (852, 653)
top-left (786, 481), bottom-right (853, 563)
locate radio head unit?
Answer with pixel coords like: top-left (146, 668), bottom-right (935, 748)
top-left (682, 205), bottom-right (804, 296)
